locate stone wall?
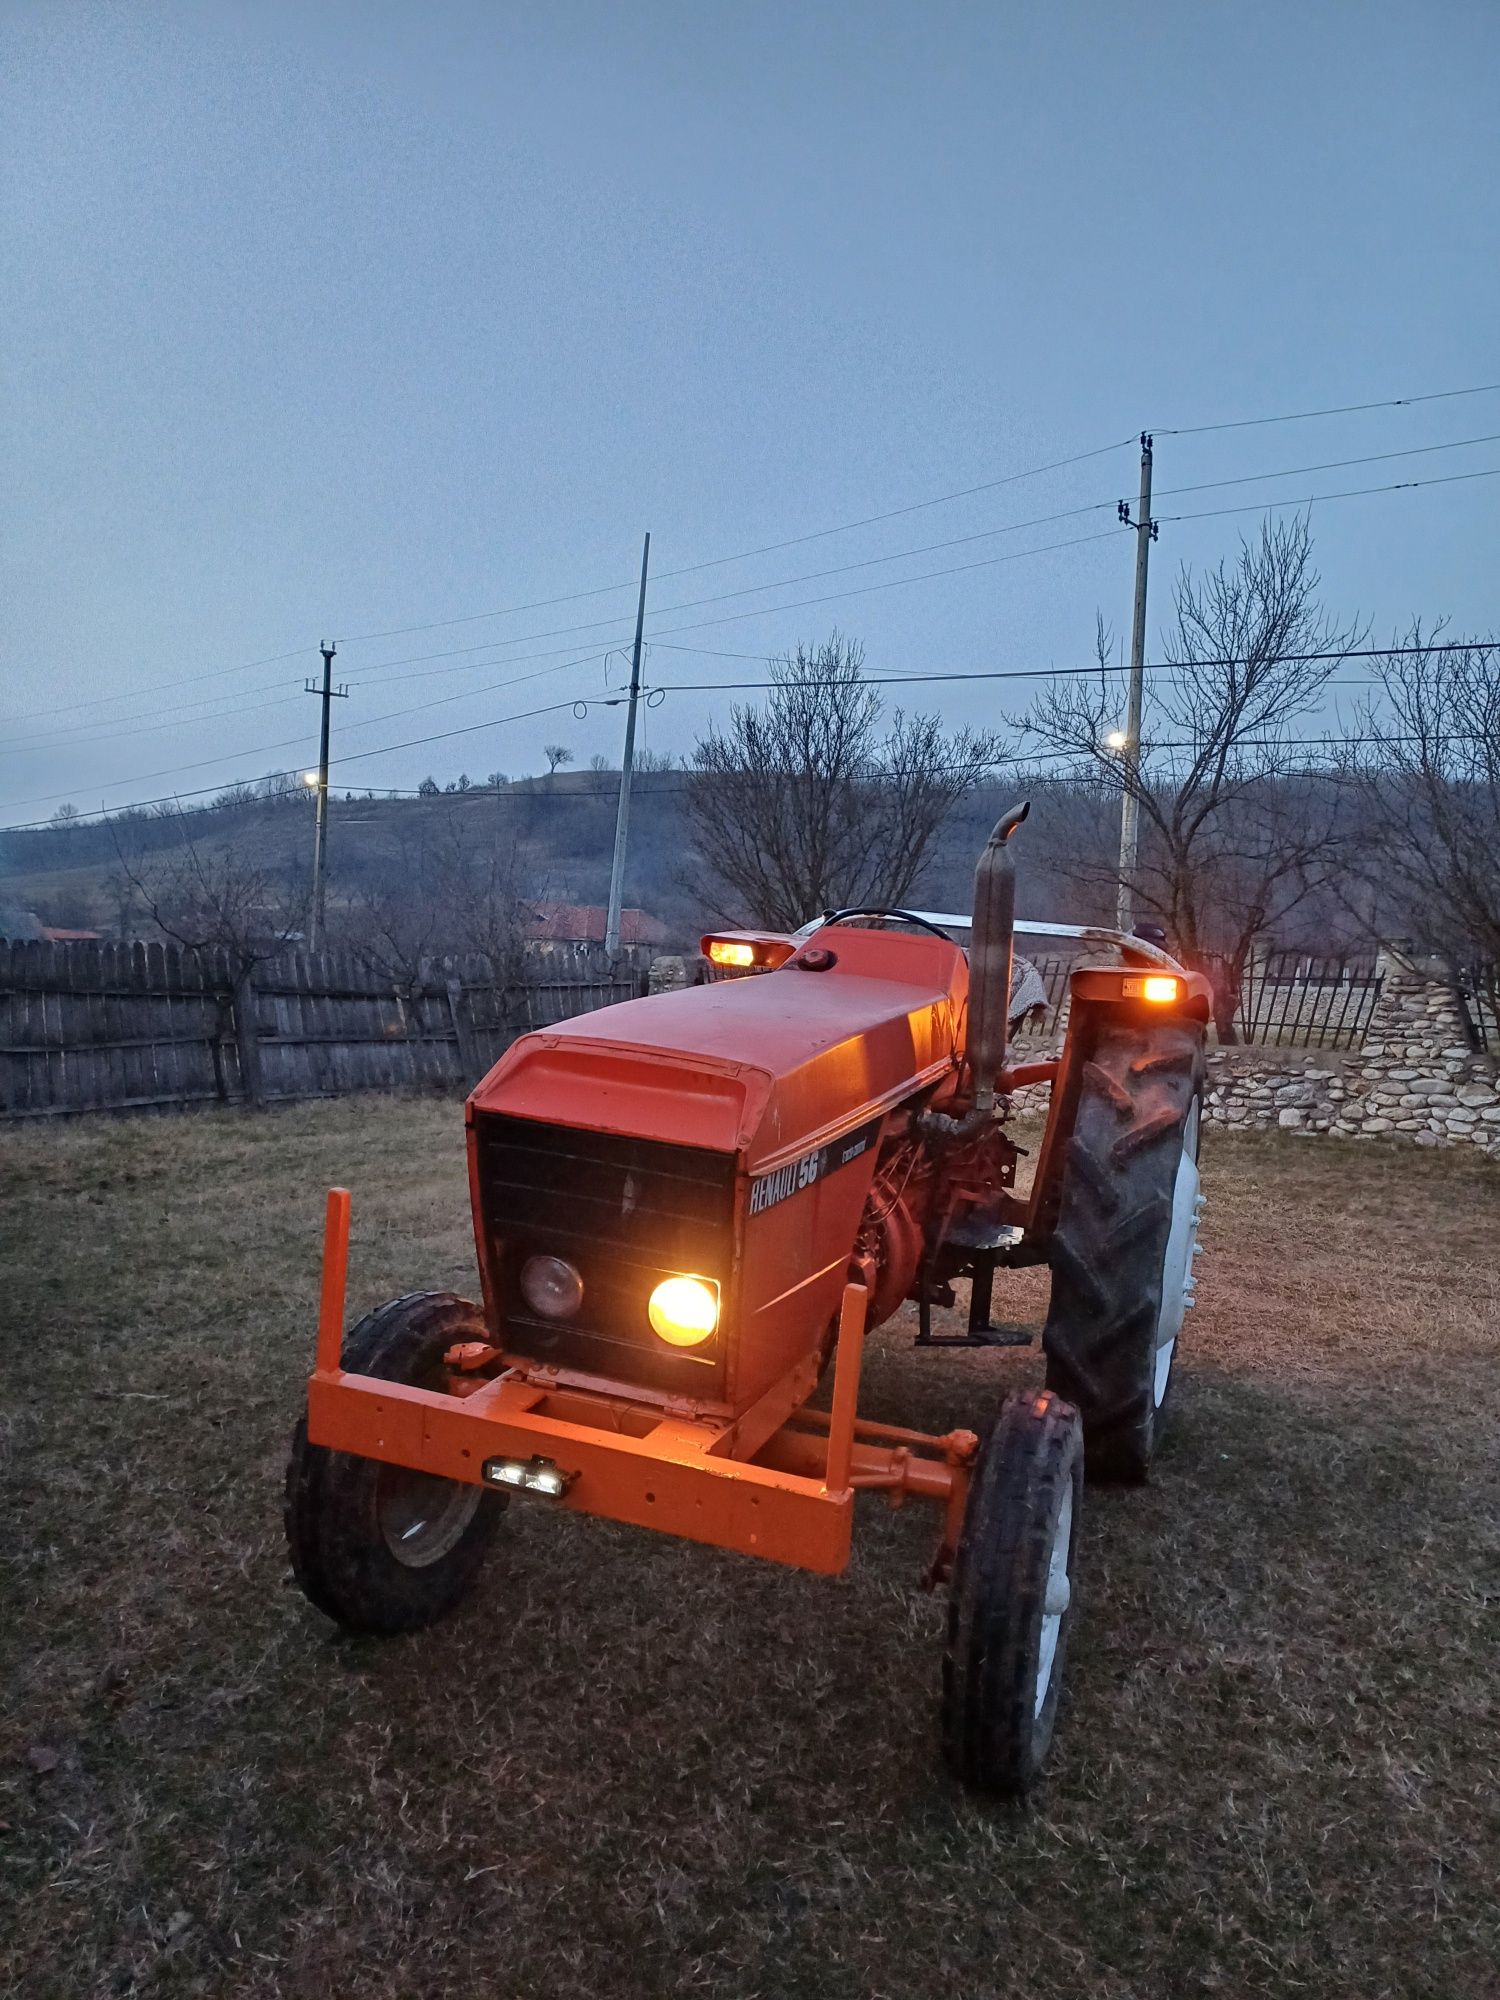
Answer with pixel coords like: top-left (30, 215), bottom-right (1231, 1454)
top-left (1203, 950), bottom-right (1500, 1155)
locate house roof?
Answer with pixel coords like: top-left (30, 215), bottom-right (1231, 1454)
top-left (526, 901), bottom-right (668, 946)
top-left (40, 926), bottom-right (102, 942)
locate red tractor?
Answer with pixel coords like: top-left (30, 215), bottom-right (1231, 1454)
top-left (286, 802), bottom-right (1209, 1796)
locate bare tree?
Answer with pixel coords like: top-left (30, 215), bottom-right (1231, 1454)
top-left (1343, 624), bottom-right (1500, 1024)
top-left (428, 820), bottom-right (535, 978)
top-left (684, 632), bottom-right (1005, 927)
top-left (1021, 516), bottom-right (1366, 1039)
top-left (543, 744), bottom-right (573, 777)
top-left (339, 818), bottom-right (449, 1001)
top-left (112, 809), bottom-right (306, 968)
top-left (111, 810), bottom-right (310, 1104)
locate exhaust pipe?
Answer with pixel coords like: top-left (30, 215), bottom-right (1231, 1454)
top-left (966, 800), bottom-right (1029, 1115)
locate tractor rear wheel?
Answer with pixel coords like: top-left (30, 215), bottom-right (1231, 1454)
top-left (1042, 1020), bottom-right (1205, 1482)
top-left (941, 1387), bottom-right (1083, 1798)
top-left (285, 1291), bottom-right (504, 1635)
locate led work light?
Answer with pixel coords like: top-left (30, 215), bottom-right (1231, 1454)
top-left (482, 1455), bottom-right (574, 1498)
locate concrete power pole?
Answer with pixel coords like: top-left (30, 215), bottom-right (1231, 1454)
top-left (1115, 433), bottom-right (1157, 932)
top-left (306, 641), bottom-right (348, 949)
top-left (604, 533), bottom-right (651, 959)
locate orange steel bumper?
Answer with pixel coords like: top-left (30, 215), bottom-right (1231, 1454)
top-left (305, 1189), bottom-right (973, 1579)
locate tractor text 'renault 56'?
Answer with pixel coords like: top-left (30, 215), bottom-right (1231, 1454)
top-left (286, 802), bottom-right (1210, 1795)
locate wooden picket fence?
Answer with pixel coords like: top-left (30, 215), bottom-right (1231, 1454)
top-left (0, 940), bottom-right (647, 1120)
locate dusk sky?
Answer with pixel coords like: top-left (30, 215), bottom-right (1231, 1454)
top-left (4, 1), bottom-right (1498, 824)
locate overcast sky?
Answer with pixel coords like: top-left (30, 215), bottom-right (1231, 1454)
top-left (3, 1), bottom-right (1498, 825)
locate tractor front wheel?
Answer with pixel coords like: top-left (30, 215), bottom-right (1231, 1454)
top-left (941, 1387), bottom-right (1083, 1798)
top-left (285, 1291), bottom-right (505, 1635)
top-left (1042, 1020), bottom-right (1205, 1482)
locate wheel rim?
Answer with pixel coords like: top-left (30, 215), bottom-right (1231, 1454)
top-left (1035, 1482), bottom-right (1074, 1716)
top-left (1153, 1095), bottom-right (1202, 1408)
top-left (376, 1464), bottom-right (482, 1568)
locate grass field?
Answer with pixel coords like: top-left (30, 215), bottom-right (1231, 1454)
top-left (3, 1098), bottom-right (1498, 1999)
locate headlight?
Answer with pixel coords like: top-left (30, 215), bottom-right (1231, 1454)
top-left (1142, 975), bottom-right (1180, 1004)
top-left (707, 939), bottom-right (756, 968)
top-left (648, 1275), bottom-right (719, 1346)
top-left (520, 1254), bottom-right (584, 1319)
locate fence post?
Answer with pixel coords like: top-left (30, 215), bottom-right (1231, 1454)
top-left (446, 968), bottom-right (480, 1084)
top-left (231, 958), bottom-right (264, 1108)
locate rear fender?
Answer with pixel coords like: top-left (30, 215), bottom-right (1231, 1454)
top-left (1022, 980), bottom-right (1207, 1249)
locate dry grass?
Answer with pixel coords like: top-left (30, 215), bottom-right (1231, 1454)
top-left (2, 1098), bottom-right (1497, 1999)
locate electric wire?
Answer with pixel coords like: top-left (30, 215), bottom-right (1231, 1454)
top-left (5, 635), bottom-right (1488, 831)
top-left (1154, 380), bottom-right (1500, 437)
top-left (12, 376), bottom-right (1500, 722)
top-left (15, 424), bottom-right (1497, 749)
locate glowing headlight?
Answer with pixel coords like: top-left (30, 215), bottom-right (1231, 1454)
top-left (648, 1275), bottom-right (719, 1346)
top-left (1142, 975), bottom-right (1180, 1004)
top-left (707, 939), bottom-right (756, 968)
top-left (520, 1254), bottom-right (584, 1319)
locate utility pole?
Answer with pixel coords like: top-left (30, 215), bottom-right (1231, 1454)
top-left (305, 642), bottom-right (349, 949)
top-left (604, 533), bottom-right (651, 959)
top-left (1115, 433), bottom-right (1157, 931)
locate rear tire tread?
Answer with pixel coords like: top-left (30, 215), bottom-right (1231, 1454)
top-left (1043, 1020), bottom-right (1204, 1482)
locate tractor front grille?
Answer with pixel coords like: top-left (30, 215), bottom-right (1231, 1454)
top-left (473, 1112), bottom-right (736, 1394)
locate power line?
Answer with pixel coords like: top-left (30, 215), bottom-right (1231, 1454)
top-left (0, 681), bottom-right (313, 757)
top-left (128, 513), bottom-right (1131, 703)
top-left (1154, 380), bottom-right (1500, 438)
top-left (1, 632), bottom-right (640, 752)
top-left (0, 649), bottom-right (310, 729)
top-left (632, 469), bottom-right (1500, 652)
top-left (0, 647), bottom-right (629, 814)
top-left (1153, 430), bottom-right (1500, 503)
top-left (3, 430), bottom-right (1141, 715)
top-left (326, 430), bottom-right (1500, 693)
top-left (326, 437), bottom-right (1145, 647)
top-left (0, 693), bottom-right (608, 828)
top-left (14, 427), bottom-right (1496, 748)
top-left (648, 437), bottom-right (1138, 580)
top-left (1158, 463), bottom-right (1500, 529)
top-left (13, 377), bottom-right (1500, 718)
top-left (649, 634), bottom-right (1496, 698)
top-left (7, 636), bottom-right (1488, 832)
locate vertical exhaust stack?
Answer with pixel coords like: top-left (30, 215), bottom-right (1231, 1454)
top-left (966, 800), bottom-right (1030, 1114)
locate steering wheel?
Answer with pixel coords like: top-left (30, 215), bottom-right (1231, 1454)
top-left (813, 908), bottom-right (955, 942)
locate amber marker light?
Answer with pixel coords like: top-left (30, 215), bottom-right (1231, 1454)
top-left (1143, 975), bottom-right (1180, 1003)
top-left (648, 1275), bottom-right (719, 1346)
top-left (707, 939), bottom-right (756, 968)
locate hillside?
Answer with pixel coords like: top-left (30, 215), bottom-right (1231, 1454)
top-left (0, 773), bottom-right (1115, 947)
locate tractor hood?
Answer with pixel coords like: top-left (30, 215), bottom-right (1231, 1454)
top-left (467, 926), bottom-right (967, 1169)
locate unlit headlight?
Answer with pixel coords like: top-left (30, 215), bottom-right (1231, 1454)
top-left (520, 1254), bottom-right (584, 1319)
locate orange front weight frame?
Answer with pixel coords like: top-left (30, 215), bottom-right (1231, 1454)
top-left (305, 1189), bottom-right (975, 1579)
